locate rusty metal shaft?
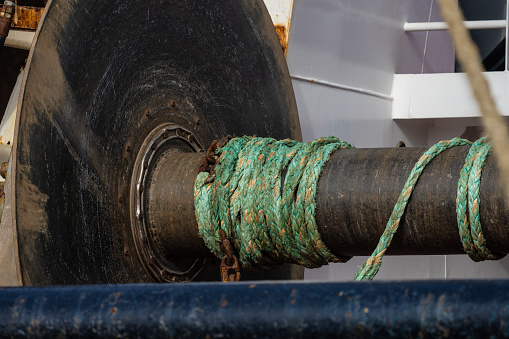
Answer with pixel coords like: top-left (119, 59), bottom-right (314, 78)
top-left (146, 146), bottom-right (509, 261)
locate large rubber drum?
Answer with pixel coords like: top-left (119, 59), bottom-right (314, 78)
top-left (13, 0), bottom-right (301, 285)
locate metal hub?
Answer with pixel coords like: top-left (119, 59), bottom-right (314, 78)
top-left (131, 124), bottom-right (205, 282)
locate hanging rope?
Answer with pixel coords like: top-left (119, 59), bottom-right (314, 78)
top-left (437, 0), bottom-right (509, 205)
top-left (195, 135), bottom-right (505, 278)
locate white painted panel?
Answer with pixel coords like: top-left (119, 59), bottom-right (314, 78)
top-left (427, 117), bottom-right (483, 145)
top-left (292, 80), bottom-right (395, 147)
top-left (445, 255), bottom-right (509, 279)
top-left (263, 0), bottom-right (293, 27)
top-left (287, 0), bottom-right (445, 281)
top-left (396, 0), bottom-right (455, 74)
top-left (392, 72), bottom-right (509, 119)
top-left (305, 256), bottom-right (446, 281)
top-left (287, 0), bottom-right (407, 95)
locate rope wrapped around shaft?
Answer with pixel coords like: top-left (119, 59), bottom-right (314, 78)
top-left (194, 136), bottom-right (353, 269)
top-left (456, 136), bottom-right (505, 262)
top-left (354, 136), bottom-right (506, 280)
top-left (195, 135), bottom-right (505, 278)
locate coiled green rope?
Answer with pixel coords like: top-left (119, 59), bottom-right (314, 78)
top-left (456, 136), bottom-right (505, 262)
top-left (194, 136), bottom-right (353, 269)
top-left (355, 136), bottom-right (505, 280)
top-left (194, 136), bottom-right (505, 278)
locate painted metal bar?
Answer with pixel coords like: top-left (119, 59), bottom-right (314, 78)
top-left (290, 74), bottom-right (393, 101)
top-left (0, 281), bottom-right (508, 337)
top-left (404, 20), bottom-right (507, 32)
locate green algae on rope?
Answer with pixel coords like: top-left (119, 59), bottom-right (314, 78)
top-left (194, 136), bottom-right (353, 269)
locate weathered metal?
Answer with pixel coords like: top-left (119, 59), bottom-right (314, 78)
top-left (10, 6), bottom-right (44, 30)
top-left (3, 29), bottom-right (34, 49)
top-left (147, 145), bottom-right (509, 260)
top-left (0, 280), bottom-right (508, 337)
top-left (263, 0), bottom-right (294, 55)
top-left (316, 146), bottom-right (508, 257)
top-left (0, 161), bottom-right (7, 178)
top-left (0, 1), bottom-right (14, 51)
top-left (219, 229), bottom-right (241, 282)
top-left (274, 24), bottom-right (288, 54)
top-left (132, 125), bottom-right (205, 283)
top-left (0, 157), bottom-right (17, 286)
top-left (13, 0), bottom-right (301, 285)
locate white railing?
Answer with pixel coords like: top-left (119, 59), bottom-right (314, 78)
top-left (405, 8), bottom-right (509, 71)
top-left (404, 20), bottom-right (506, 32)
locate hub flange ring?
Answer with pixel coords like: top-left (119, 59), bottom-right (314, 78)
top-left (131, 124), bottom-right (204, 282)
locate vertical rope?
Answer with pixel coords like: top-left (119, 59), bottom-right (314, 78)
top-left (437, 0), bottom-right (509, 206)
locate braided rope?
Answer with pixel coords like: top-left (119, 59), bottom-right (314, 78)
top-left (195, 136), bottom-right (353, 269)
top-left (355, 137), bottom-right (505, 280)
top-left (354, 138), bottom-right (471, 280)
top-left (456, 138), bottom-right (481, 261)
top-left (195, 135), bottom-right (505, 278)
top-left (457, 136), bottom-right (505, 262)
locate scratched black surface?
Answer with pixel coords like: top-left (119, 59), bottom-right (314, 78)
top-left (1, 281), bottom-right (508, 338)
top-left (14, 0), bottom-right (300, 285)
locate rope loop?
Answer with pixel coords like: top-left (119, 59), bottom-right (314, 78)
top-left (456, 136), bottom-right (505, 262)
top-left (355, 136), bottom-right (505, 280)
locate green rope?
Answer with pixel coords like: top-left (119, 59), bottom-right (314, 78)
top-left (194, 135), bottom-right (505, 277)
top-left (456, 136), bottom-right (505, 262)
top-left (354, 136), bottom-right (505, 280)
top-left (194, 136), bottom-right (353, 269)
